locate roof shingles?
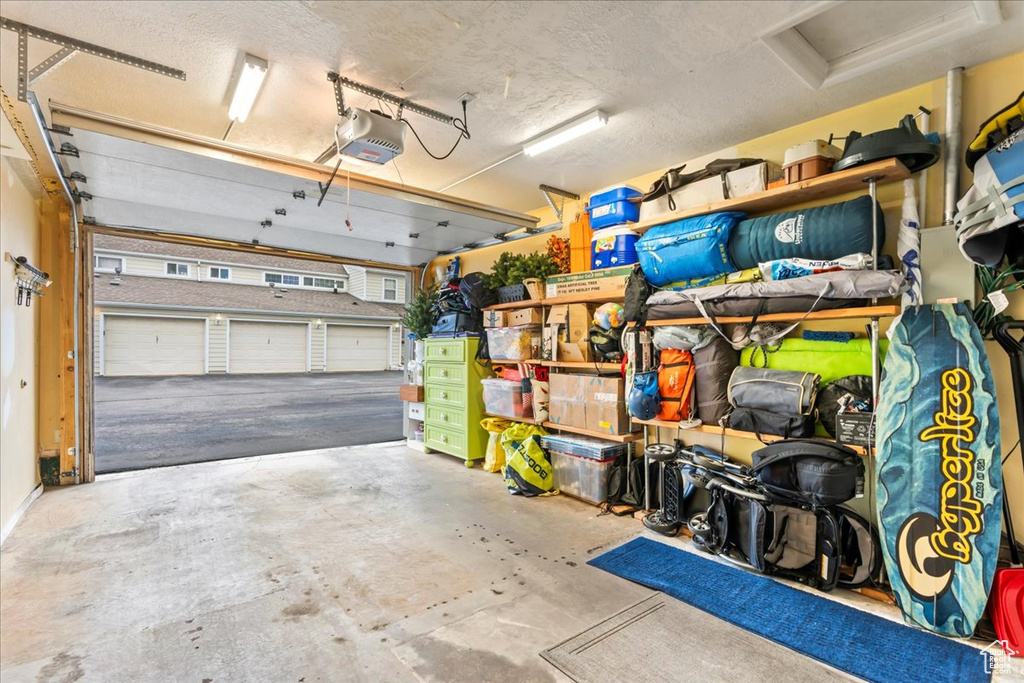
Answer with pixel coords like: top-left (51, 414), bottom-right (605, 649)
top-left (95, 274), bottom-right (404, 319)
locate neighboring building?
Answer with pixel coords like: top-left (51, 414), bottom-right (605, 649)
top-left (93, 235), bottom-right (408, 376)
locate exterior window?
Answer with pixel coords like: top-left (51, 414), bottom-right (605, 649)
top-left (264, 272), bottom-right (299, 286)
top-left (264, 273), bottom-right (282, 284)
top-left (209, 267), bottom-right (230, 280)
top-left (95, 255), bottom-right (124, 273)
top-left (282, 274), bottom-right (300, 286)
top-left (313, 277), bottom-right (344, 289)
top-left (303, 276), bottom-right (314, 287)
top-left (166, 262), bottom-right (190, 277)
top-left (383, 277), bottom-right (398, 301)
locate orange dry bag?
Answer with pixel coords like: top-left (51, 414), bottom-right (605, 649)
top-left (657, 348), bottom-right (696, 421)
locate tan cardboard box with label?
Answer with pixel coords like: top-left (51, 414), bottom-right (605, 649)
top-left (546, 304), bottom-right (593, 361)
top-left (483, 310), bottom-right (507, 328)
top-left (548, 374), bottom-right (587, 429)
top-left (545, 267), bottom-right (632, 299)
top-left (585, 376), bottom-right (631, 435)
top-left (508, 307), bottom-right (544, 327)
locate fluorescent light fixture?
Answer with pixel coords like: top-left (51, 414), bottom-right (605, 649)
top-left (228, 54), bottom-right (268, 123)
top-left (522, 110), bottom-right (608, 157)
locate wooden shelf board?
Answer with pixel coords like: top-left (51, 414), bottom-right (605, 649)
top-left (630, 158), bottom-right (910, 234)
top-left (632, 418), bottom-right (866, 455)
top-left (484, 412), bottom-right (538, 425)
top-left (541, 421), bottom-right (643, 443)
top-left (638, 304), bottom-right (900, 328)
top-left (535, 360), bottom-right (622, 371)
top-left (486, 289), bottom-right (626, 311)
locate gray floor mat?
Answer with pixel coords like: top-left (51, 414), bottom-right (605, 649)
top-left (541, 593), bottom-right (853, 682)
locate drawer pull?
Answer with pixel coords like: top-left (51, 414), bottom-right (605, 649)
top-left (440, 347), bottom-right (448, 355)
top-left (440, 369), bottom-right (448, 377)
top-left (440, 391), bottom-right (448, 400)
top-left (441, 414), bottom-right (448, 421)
top-left (441, 435), bottom-right (448, 443)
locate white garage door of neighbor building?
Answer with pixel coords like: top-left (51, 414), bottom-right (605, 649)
top-left (104, 316), bottom-right (206, 376)
top-left (326, 325), bottom-right (390, 372)
top-left (229, 321), bottom-right (308, 374)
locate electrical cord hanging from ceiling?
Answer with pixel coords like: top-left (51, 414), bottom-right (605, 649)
top-left (402, 99), bottom-right (470, 160)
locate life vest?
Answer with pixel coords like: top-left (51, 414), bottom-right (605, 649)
top-left (657, 348), bottom-right (696, 421)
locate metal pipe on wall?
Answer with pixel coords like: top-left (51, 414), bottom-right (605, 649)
top-left (943, 67), bottom-right (964, 225)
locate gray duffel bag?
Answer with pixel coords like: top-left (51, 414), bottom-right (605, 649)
top-left (727, 366), bottom-right (820, 415)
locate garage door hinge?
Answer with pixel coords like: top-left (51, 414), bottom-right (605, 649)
top-left (71, 190), bottom-right (92, 201)
top-left (65, 171), bottom-right (86, 183)
top-left (58, 142), bottom-right (79, 157)
top-left (83, 216), bottom-right (96, 225)
top-left (60, 468), bottom-right (78, 479)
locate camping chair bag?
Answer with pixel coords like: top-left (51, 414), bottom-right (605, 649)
top-left (693, 336), bottom-right (739, 425)
top-left (728, 195), bottom-right (885, 270)
top-left (727, 367), bottom-right (820, 415)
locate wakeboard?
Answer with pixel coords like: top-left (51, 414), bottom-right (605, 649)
top-left (875, 302), bottom-right (1003, 637)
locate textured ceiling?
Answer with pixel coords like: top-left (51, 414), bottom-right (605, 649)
top-left (1, 0), bottom-right (1022, 213)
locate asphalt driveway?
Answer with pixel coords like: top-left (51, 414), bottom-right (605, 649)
top-left (95, 372), bottom-right (404, 473)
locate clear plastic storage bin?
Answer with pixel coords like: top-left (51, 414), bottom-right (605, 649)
top-left (551, 451), bottom-right (616, 504)
top-left (481, 378), bottom-right (530, 418)
top-left (485, 326), bottom-right (539, 361)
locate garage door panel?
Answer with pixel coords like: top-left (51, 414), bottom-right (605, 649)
top-left (326, 325), bottom-right (388, 372)
top-left (229, 321), bottom-right (307, 374)
top-left (104, 316), bottom-right (205, 376)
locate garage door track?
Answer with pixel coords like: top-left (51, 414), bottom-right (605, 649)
top-left (95, 372), bottom-right (404, 473)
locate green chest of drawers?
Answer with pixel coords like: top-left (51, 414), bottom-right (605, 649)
top-left (423, 337), bottom-right (492, 464)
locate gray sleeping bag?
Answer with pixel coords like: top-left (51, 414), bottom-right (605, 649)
top-left (693, 336), bottom-right (739, 425)
top-left (645, 269), bottom-right (908, 320)
top-left (728, 195), bottom-right (884, 270)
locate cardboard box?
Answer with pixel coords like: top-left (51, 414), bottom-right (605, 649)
top-left (545, 304), bottom-right (593, 361)
top-left (545, 266), bottom-right (632, 299)
top-left (548, 374), bottom-right (632, 435)
top-left (508, 307), bottom-right (543, 327)
top-left (638, 161), bottom-right (783, 223)
top-left (399, 384), bottom-right (424, 402)
top-left (483, 310), bottom-right (507, 328)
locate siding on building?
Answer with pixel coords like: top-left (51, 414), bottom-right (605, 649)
top-left (363, 271), bottom-right (407, 304)
top-left (345, 266), bottom-right (367, 299)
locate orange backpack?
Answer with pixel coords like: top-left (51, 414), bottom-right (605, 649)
top-left (657, 348), bottom-right (696, 421)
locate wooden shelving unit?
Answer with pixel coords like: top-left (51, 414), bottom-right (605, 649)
top-left (631, 417), bottom-right (867, 455)
top-left (541, 421), bottom-right (643, 443)
top-left (534, 360), bottom-right (622, 371)
top-left (629, 158), bottom-right (910, 234)
top-left (485, 288), bottom-right (626, 311)
top-left (639, 304), bottom-right (901, 328)
top-left (484, 411), bottom-right (538, 425)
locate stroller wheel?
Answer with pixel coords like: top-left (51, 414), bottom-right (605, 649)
top-left (688, 513), bottom-right (715, 541)
top-left (643, 511), bottom-right (680, 536)
top-left (645, 443), bottom-right (677, 462)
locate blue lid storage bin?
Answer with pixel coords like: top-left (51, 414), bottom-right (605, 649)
top-left (591, 226), bottom-right (640, 269)
top-left (587, 185), bottom-right (642, 230)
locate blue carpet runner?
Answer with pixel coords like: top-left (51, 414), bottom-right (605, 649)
top-left (589, 537), bottom-right (990, 683)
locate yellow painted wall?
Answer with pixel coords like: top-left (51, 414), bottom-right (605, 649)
top-left (0, 157), bottom-right (43, 538)
top-left (430, 51), bottom-right (1024, 537)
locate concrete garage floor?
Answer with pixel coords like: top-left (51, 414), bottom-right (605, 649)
top-left (94, 372), bottom-right (404, 472)
top-left (0, 442), bottom-right (864, 683)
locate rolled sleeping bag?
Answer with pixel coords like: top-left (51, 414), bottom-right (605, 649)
top-left (636, 211), bottom-right (745, 286)
top-left (693, 336), bottom-right (739, 425)
top-left (728, 195), bottom-right (885, 270)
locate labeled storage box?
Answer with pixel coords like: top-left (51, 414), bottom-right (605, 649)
top-left (545, 266), bottom-right (632, 299)
top-left (481, 378), bottom-right (530, 419)
top-left (483, 310), bottom-right (507, 328)
top-left (508, 307), bottom-right (544, 326)
top-left (587, 186), bottom-right (642, 230)
top-left (551, 450), bottom-right (616, 504)
top-left (486, 326), bottom-right (541, 361)
top-left (638, 161), bottom-right (782, 223)
top-left (591, 226), bottom-right (640, 269)
top-left (836, 412), bottom-right (875, 448)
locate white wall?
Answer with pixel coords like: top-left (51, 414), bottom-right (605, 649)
top-left (0, 157), bottom-right (42, 537)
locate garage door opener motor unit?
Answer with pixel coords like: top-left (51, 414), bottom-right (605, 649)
top-left (335, 108), bottom-right (407, 164)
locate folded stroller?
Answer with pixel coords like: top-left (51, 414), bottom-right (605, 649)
top-left (659, 440), bottom-right (880, 592)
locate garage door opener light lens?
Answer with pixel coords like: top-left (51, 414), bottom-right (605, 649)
top-left (522, 110), bottom-right (608, 157)
top-left (228, 54), bottom-right (269, 123)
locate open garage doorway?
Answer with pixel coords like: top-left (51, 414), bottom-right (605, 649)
top-left (91, 232), bottom-right (410, 473)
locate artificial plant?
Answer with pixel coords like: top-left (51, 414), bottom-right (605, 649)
top-left (401, 282), bottom-right (439, 340)
top-left (547, 235), bottom-right (571, 274)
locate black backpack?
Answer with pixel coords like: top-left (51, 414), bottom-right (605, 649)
top-left (623, 264), bottom-right (653, 326)
top-left (606, 455), bottom-right (660, 512)
top-left (459, 272), bottom-right (497, 310)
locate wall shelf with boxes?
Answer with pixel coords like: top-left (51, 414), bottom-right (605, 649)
top-left (630, 417), bottom-right (867, 455)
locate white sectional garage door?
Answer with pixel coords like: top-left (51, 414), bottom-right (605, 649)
top-left (229, 321), bottom-right (308, 374)
top-left (104, 316), bottom-right (205, 376)
top-left (326, 325), bottom-right (389, 372)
